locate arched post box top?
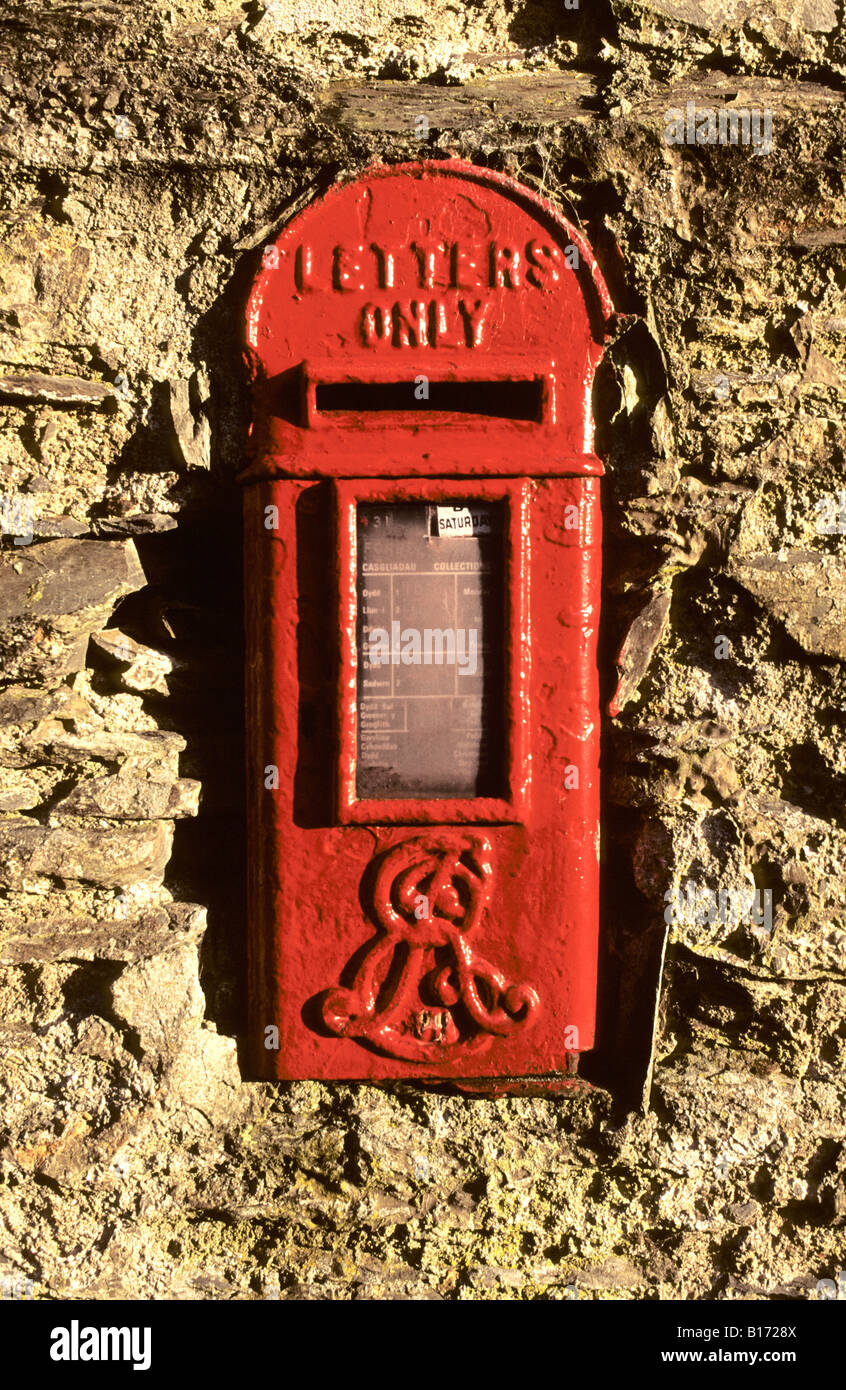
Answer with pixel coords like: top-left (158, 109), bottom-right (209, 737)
top-left (242, 159), bottom-right (617, 480)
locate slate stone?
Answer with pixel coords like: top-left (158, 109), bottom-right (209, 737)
top-left (93, 514), bottom-right (178, 537)
top-left (30, 516), bottom-right (89, 539)
top-left (90, 628), bottom-right (173, 695)
top-left (731, 550), bottom-right (846, 661)
top-left (0, 819), bottom-right (173, 888)
top-left (0, 538), bottom-right (144, 623)
top-left (0, 684), bottom-right (91, 728)
top-left (0, 372), bottom-right (115, 406)
top-left (37, 728), bottom-right (186, 777)
top-left (0, 539), bottom-right (146, 684)
top-left (166, 372), bottom-right (211, 470)
top-left (616, 0), bottom-right (837, 32)
top-left (109, 940), bottom-right (206, 1063)
top-left (610, 589), bottom-right (673, 714)
top-left (0, 902), bottom-right (206, 965)
top-left (51, 773), bottom-right (200, 820)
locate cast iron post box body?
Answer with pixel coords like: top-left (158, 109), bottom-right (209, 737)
top-left (242, 160), bottom-right (614, 1083)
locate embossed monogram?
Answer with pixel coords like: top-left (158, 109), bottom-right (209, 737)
top-left (319, 834), bottom-right (540, 1063)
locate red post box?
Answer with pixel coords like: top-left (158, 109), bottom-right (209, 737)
top-left (241, 159), bottom-right (615, 1085)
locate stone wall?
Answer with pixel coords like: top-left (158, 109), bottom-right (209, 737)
top-left (0, 0), bottom-right (844, 1299)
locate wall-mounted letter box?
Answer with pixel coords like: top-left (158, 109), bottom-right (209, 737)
top-left (241, 160), bottom-right (615, 1084)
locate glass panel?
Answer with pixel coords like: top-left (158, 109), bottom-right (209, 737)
top-left (355, 501), bottom-right (507, 800)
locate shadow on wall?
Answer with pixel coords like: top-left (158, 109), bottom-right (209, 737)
top-left (506, 0), bottom-right (619, 53)
top-left (99, 252), bottom-right (257, 1041)
top-left (583, 314), bottom-right (676, 1112)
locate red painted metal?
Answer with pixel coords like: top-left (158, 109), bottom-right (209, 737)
top-left (241, 159), bottom-right (614, 1083)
